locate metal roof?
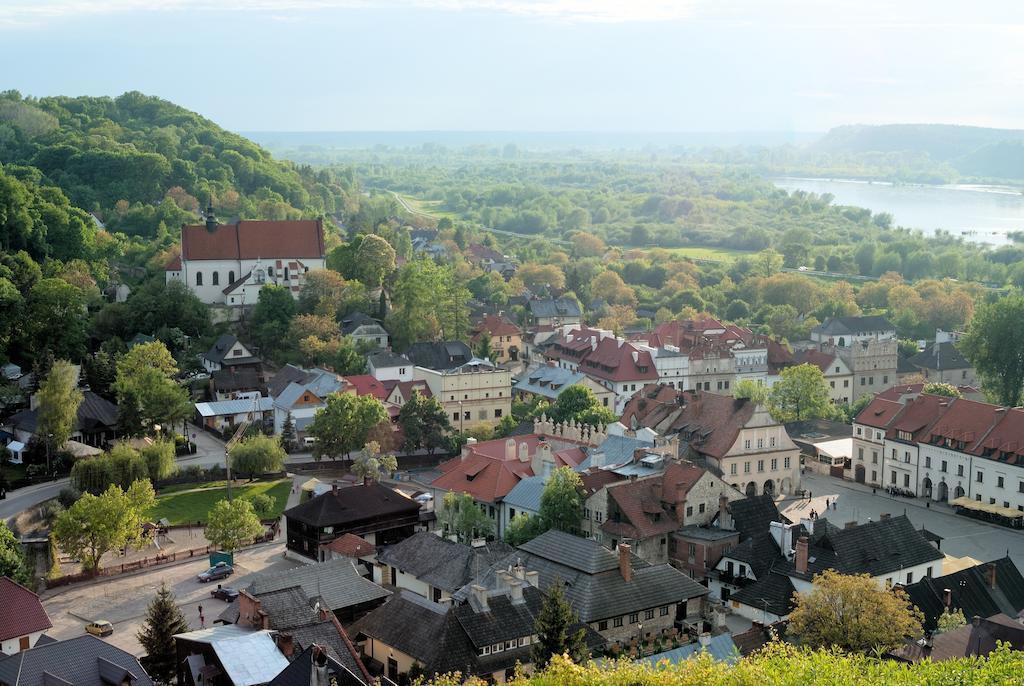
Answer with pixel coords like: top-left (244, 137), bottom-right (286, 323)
top-left (174, 626), bottom-right (289, 686)
top-left (195, 396), bottom-right (273, 417)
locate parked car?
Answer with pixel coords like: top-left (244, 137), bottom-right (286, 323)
top-left (85, 620), bottom-right (114, 637)
top-left (197, 561), bottom-right (234, 583)
top-left (211, 585), bottom-right (240, 601)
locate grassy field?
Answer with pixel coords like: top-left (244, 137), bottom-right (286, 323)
top-left (397, 194), bottom-right (458, 220)
top-left (658, 246), bottom-right (754, 262)
top-left (147, 479), bottom-right (291, 526)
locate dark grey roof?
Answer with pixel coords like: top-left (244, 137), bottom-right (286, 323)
top-left (902, 557), bottom-right (1024, 631)
top-left (7, 391), bottom-right (117, 436)
top-left (376, 533), bottom-right (514, 593)
top-left (402, 341), bottom-right (473, 371)
top-left (267, 364), bottom-right (315, 398)
top-left (908, 341), bottom-right (973, 371)
top-left (366, 350), bottom-right (412, 370)
top-left (0, 635), bottom-right (153, 686)
top-left (775, 514), bottom-right (943, 581)
top-left (245, 558), bottom-right (390, 612)
top-left (211, 368), bottom-right (265, 394)
top-left (349, 591), bottom-right (456, 670)
top-left (727, 495), bottom-right (785, 540)
top-left (268, 645), bottom-right (364, 686)
top-left (284, 482), bottom-right (422, 529)
top-left (204, 334), bottom-right (258, 365)
top-left (255, 586), bottom-right (317, 630)
top-left (813, 315), bottom-right (894, 337)
top-left (528, 297), bottom-right (582, 319)
top-left (341, 312), bottom-right (387, 336)
top-left (724, 532), bottom-right (781, 579)
top-left (730, 572), bottom-right (797, 618)
top-left (468, 531), bottom-right (708, 623)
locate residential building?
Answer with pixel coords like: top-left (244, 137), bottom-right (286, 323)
top-left (210, 368), bottom-right (265, 401)
top-left (471, 315), bottom-right (523, 364)
top-left (795, 349), bottom-right (853, 405)
top-left (195, 395), bottom-right (273, 434)
top-left (455, 531), bottom-right (708, 645)
top-left (202, 334), bottom-right (260, 374)
top-left (810, 316), bottom-right (898, 401)
top-left (887, 614), bottom-right (1024, 663)
top-left (851, 396), bottom-right (902, 487)
top-left (269, 367), bottom-right (348, 437)
top-left (372, 532), bottom-right (514, 604)
top-left (341, 313), bottom-right (390, 349)
top-left (620, 385), bottom-right (802, 497)
top-left (0, 635), bottom-right (153, 686)
top-left (0, 577), bottom-right (51, 654)
top-left (367, 350), bottom-right (414, 383)
top-left (284, 482), bottom-right (425, 562)
top-left (268, 645), bottom-right (370, 686)
top-left (527, 297), bottom-right (582, 328)
top-left (165, 210), bottom-right (326, 306)
top-left (404, 341), bottom-right (473, 370)
top-left (3, 390), bottom-right (118, 449)
top-left (901, 557), bottom-right (1024, 632)
top-left (413, 357), bottom-right (512, 431)
top-left (174, 625), bottom-right (290, 686)
top-left (810, 315), bottom-right (897, 347)
top-left (513, 363), bottom-right (615, 410)
top-left (907, 338), bottom-right (980, 388)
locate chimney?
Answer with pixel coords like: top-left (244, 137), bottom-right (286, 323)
top-left (509, 580), bottom-right (524, 605)
top-left (943, 588), bottom-right (952, 608)
top-left (512, 561), bottom-right (526, 581)
top-left (471, 584), bottom-right (489, 611)
top-left (532, 442), bottom-right (553, 476)
top-left (795, 536), bottom-right (809, 574)
top-left (987, 562), bottom-right (997, 589)
top-left (518, 442), bottom-right (530, 463)
top-left (618, 543), bottom-right (633, 582)
top-left (276, 633), bottom-right (295, 658)
top-left (496, 569), bottom-right (514, 591)
top-left (717, 495), bottom-right (731, 529)
top-left (238, 590), bottom-right (262, 628)
top-left (524, 570), bottom-right (540, 588)
top-left (260, 610), bottom-right (270, 630)
top-left (972, 615), bottom-right (981, 627)
top-left (845, 521), bottom-right (857, 529)
top-left (879, 513), bottom-right (890, 520)
top-left (505, 438), bottom-right (516, 461)
top-left (698, 632), bottom-right (711, 648)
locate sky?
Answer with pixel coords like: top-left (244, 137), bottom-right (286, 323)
top-left (1, 0), bottom-right (1022, 133)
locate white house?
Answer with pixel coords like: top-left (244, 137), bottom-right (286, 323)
top-left (270, 368), bottom-right (348, 437)
top-left (0, 577), bottom-right (52, 654)
top-left (368, 350), bottom-right (414, 383)
top-left (202, 334), bottom-right (259, 373)
top-left (165, 210), bottom-right (326, 306)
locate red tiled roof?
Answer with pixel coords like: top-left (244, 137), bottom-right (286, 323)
top-left (345, 375), bottom-right (389, 401)
top-left (321, 533), bottom-right (376, 558)
top-left (886, 394), bottom-right (952, 441)
top-left (580, 338), bottom-right (659, 383)
top-left (927, 398), bottom-right (1006, 451)
top-left (181, 219), bottom-right (325, 261)
top-left (970, 406), bottom-right (1024, 463)
top-left (795, 349), bottom-right (836, 374)
top-left (164, 254), bottom-right (182, 270)
top-left (0, 576), bottom-right (51, 641)
top-left (465, 243), bottom-right (505, 263)
top-left (855, 397), bottom-right (904, 429)
top-left (602, 479), bottom-right (678, 539)
top-left (472, 314), bottom-right (522, 339)
top-left (578, 469), bottom-right (625, 497)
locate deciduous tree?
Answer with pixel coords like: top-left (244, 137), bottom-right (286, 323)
top-left (440, 491), bottom-right (493, 544)
top-left (398, 389), bottom-right (453, 455)
top-left (229, 435), bottom-right (286, 480)
top-left (307, 393), bottom-right (388, 462)
top-left (539, 467), bottom-right (583, 534)
top-left (961, 295), bottom-right (1024, 407)
top-left (545, 386), bottom-right (615, 428)
top-left (0, 521), bottom-right (31, 586)
top-left (36, 360), bottom-right (83, 458)
top-left (768, 363), bottom-right (833, 423)
top-left (351, 441), bottom-right (398, 482)
top-left (205, 498), bottom-right (264, 552)
top-left (52, 481), bottom-right (153, 574)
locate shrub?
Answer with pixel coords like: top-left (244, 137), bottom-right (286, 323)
top-left (244, 493), bottom-right (276, 517)
top-left (57, 487), bottom-right (80, 509)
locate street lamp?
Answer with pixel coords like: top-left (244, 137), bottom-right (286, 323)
top-left (46, 433), bottom-right (53, 475)
top-left (637, 622), bottom-right (643, 655)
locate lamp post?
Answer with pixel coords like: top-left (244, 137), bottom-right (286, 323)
top-left (637, 622), bottom-right (643, 656)
top-left (46, 432), bottom-right (53, 476)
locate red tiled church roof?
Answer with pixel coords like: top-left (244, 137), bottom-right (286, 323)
top-left (181, 219), bottom-right (325, 261)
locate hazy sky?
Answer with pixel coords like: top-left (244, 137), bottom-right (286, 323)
top-left (2, 1), bottom-right (1022, 132)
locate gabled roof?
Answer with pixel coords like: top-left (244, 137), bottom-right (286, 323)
top-left (285, 483), bottom-right (422, 530)
top-left (211, 368), bottom-right (265, 394)
top-left (472, 314), bottom-right (521, 339)
top-left (599, 462), bottom-right (708, 541)
top-left (367, 350), bottom-right (412, 370)
top-left (794, 349), bottom-right (838, 374)
top-left (812, 315), bottom-right (895, 337)
top-left (321, 533), bottom-right (377, 558)
top-left (204, 334), bottom-right (258, 366)
top-left (889, 613), bottom-right (1024, 662)
top-left (0, 577), bottom-right (51, 642)
top-left (173, 625), bottom-right (288, 686)
top-left (722, 532), bottom-right (781, 579)
top-left (376, 532), bottom-right (515, 593)
top-left (268, 645), bottom-right (364, 686)
top-left (181, 219), bottom-right (325, 261)
top-left (344, 375), bottom-right (389, 401)
top-left (730, 572), bottom-right (797, 618)
top-left (6, 391), bottom-right (118, 436)
top-left (341, 312), bottom-right (387, 336)
top-left (266, 364), bottom-right (316, 398)
top-left (0, 635), bottom-right (152, 686)
top-left (902, 557), bottom-right (1024, 631)
top-left (514, 366), bottom-right (588, 400)
top-left (908, 341), bottom-right (972, 371)
top-left (854, 397), bottom-right (904, 429)
top-left (518, 529), bottom-right (623, 574)
top-left (579, 337), bottom-right (659, 383)
top-left (403, 341), bottom-right (473, 371)
top-left (726, 495), bottom-right (786, 540)
top-left (528, 297), bottom-right (582, 319)
top-left (245, 557), bottom-right (390, 612)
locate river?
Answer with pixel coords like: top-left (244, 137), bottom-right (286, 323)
top-left (772, 177), bottom-right (1024, 247)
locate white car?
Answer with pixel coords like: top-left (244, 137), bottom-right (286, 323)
top-left (797, 265), bottom-right (810, 272)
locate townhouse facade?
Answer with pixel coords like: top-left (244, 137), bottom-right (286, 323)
top-left (810, 316), bottom-right (898, 402)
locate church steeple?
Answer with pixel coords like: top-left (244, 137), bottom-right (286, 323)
top-left (205, 202), bottom-right (217, 232)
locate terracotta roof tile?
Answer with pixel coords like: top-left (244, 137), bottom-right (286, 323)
top-left (0, 576), bottom-right (52, 642)
top-left (182, 219), bottom-right (325, 261)
top-left (321, 533), bottom-right (377, 558)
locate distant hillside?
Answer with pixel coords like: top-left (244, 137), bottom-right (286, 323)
top-left (812, 124), bottom-right (1024, 180)
top-left (0, 91), bottom-right (357, 238)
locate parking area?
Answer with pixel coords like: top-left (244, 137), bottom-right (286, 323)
top-left (41, 542), bottom-right (300, 656)
top-left (793, 472), bottom-right (1024, 569)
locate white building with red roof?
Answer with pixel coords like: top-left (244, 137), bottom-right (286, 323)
top-left (165, 208), bottom-right (326, 306)
top-left (0, 577), bottom-right (52, 654)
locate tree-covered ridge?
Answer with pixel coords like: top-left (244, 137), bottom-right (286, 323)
top-left (0, 90), bottom-right (358, 238)
top-left (425, 644), bottom-right (1023, 686)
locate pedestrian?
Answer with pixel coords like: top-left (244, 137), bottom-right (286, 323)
top-left (200, 612), bottom-right (205, 629)
top-left (832, 500), bottom-right (837, 511)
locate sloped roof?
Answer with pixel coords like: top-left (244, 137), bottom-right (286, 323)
top-left (403, 341), bottom-right (473, 370)
top-left (727, 495), bottom-right (786, 540)
top-left (344, 375), bottom-right (389, 401)
top-left (367, 350), bottom-right (412, 370)
top-left (211, 368), bottom-right (265, 394)
top-left (889, 614), bottom-right (1024, 662)
top-left (321, 533), bottom-right (377, 558)
top-left (182, 219), bottom-right (325, 261)
top-left (341, 313), bottom-right (387, 336)
top-left (639, 633), bottom-right (740, 665)
top-left (908, 341), bottom-right (972, 371)
top-left (268, 645), bottom-right (364, 686)
top-left (514, 366), bottom-right (588, 400)
top-left (0, 577), bottom-right (51, 642)
top-left (195, 397), bottom-right (273, 418)
top-left (854, 396), bottom-right (905, 429)
top-left (501, 475), bottom-right (547, 513)
top-left (812, 316), bottom-right (894, 337)
top-left (723, 532), bottom-right (782, 579)
top-left (204, 334), bottom-right (258, 365)
top-left (245, 557), bottom-right (390, 612)
top-left (0, 635), bottom-right (152, 686)
top-left (528, 297), bottom-right (581, 319)
top-left (376, 532), bottom-right (515, 593)
top-left (794, 349), bottom-right (837, 374)
top-left (174, 626), bottom-right (288, 686)
top-left (6, 391), bottom-right (118, 436)
top-left (902, 557), bottom-right (1024, 631)
top-left (267, 364), bottom-right (315, 398)
top-left (472, 314), bottom-right (521, 339)
top-left (730, 571), bottom-right (797, 618)
top-left (284, 482), bottom-right (421, 529)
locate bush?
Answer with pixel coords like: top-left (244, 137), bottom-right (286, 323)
top-left (244, 493), bottom-right (276, 517)
top-left (39, 500), bottom-right (64, 523)
top-left (57, 487), bottom-right (81, 508)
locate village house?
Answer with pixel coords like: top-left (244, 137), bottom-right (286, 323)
top-left (906, 331), bottom-right (980, 388)
top-left (202, 334), bottom-right (261, 374)
top-left (195, 394), bottom-right (273, 434)
top-left (269, 366), bottom-right (348, 438)
top-left (795, 349), bottom-right (853, 405)
top-left (165, 209), bottom-right (326, 306)
top-left (513, 362), bottom-right (615, 410)
top-left (0, 635), bottom-right (153, 686)
top-left (4, 390), bottom-right (119, 449)
top-left (470, 314), bottom-right (523, 364)
top-left (367, 350), bottom-right (414, 383)
top-left (810, 315), bottom-right (898, 402)
top-left (0, 577), bottom-right (52, 654)
top-left (901, 556), bottom-right (1024, 633)
top-left (527, 297), bottom-right (582, 328)
top-left (341, 312), bottom-right (390, 349)
top-left (210, 367), bottom-right (265, 401)
top-left (405, 343), bottom-right (512, 430)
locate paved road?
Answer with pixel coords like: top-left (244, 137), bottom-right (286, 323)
top-left (42, 542), bottom-right (297, 656)
top-left (795, 472), bottom-right (1024, 570)
top-left (0, 478), bottom-right (69, 522)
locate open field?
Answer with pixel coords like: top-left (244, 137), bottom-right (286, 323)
top-left (147, 479), bottom-right (291, 525)
top-left (658, 246), bottom-right (754, 262)
top-left (395, 193), bottom-right (457, 220)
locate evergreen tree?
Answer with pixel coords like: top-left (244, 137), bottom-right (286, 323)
top-left (532, 580), bottom-right (588, 669)
top-left (137, 582), bottom-right (189, 684)
top-left (474, 331), bottom-right (494, 361)
top-left (281, 411), bottom-right (296, 453)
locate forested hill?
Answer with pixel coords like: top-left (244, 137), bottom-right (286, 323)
top-left (812, 124), bottom-right (1024, 180)
top-left (0, 91), bottom-right (357, 239)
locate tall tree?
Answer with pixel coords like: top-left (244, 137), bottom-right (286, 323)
top-left (350, 441), bottom-right (398, 482)
top-left (137, 582), bottom-right (189, 684)
top-left (249, 285), bottom-right (296, 359)
top-left (788, 570), bottom-right (923, 653)
top-left (354, 234), bottom-right (397, 288)
top-left (768, 363), bottom-right (833, 422)
top-left (35, 359), bottom-right (83, 460)
top-left (205, 498), bottom-right (264, 552)
top-left (52, 481), bottom-right (153, 574)
top-left (474, 331), bottom-right (494, 361)
top-left (440, 491), bottom-right (494, 544)
top-left (539, 467), bottom-right (584, 534)
top-left (307, 393), bottom-right (388, 462)
top-left (961, 295), bottom-right (1024, 407)
top-left (140, 439), bottom-right (177, 481)
top-left (546, 386), bottom-right (615, 428)
top-left (397, 390), bottom-right (453, 455)
top-left (229, 434), bottom-right (286, 480)
top-left (113, 341), bottom-right (190, 435)
top-left (20, 277), bottom-right (88, 362)
top-left (0, 521), bottom-right (31, 586)
top-left (532, 580), bottom-right (588, 669)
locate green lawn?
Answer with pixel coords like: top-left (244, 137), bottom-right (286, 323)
top-left (398, 194), bottom-right (458, 220)
top-left (147, 479), bottom-right (291, 526)
top-left (658, 246), bottom-right (754, 262)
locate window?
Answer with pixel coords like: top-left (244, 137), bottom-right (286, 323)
top-left (1019, 481), bottom-right (1024, 493)
top-left (598, 620), bottom-right (608, 631)
top-left (757, 460), bottom-right (764, 472)
top-left (858, 447), bottom-right (864, 460)
top-left (481, 646), bottom-right (491, 656)
top-left (493, 643), bottom-right (503, 653)
top-left (686, 505), bottom-right (693, 517)
top-left (744, 461), bottom-right (751, 474)
top-left (860, 377), bottom-right (865, 386)
top-left (730, 463), bottom-right (737, 475)
top-left (494, 408), bottom-right (502, 418)
top-left (770, 437), bottom-right (776, 447)
top-left (906, 572), bottom-right (913, 584)
top-left (595, 511), bottom-right (602, 522)
top-left (757, 438), bottom-right (764, 448)
top-left (904, 451), bottom-right (911, 464)
top-left (267, 266), bottom-right (274, 276)
top-left (957, 465), bottom-right (964, 477)
top-left (844, 380), bottom-right (849, 387)
top-left (924, 456), bottom-right (931, 468)
top-left (453, 412), bottom-right (460, 421)
top-left (744, 440), bottom-right (751, 450)
top-left (976, 471), bottom-right (984, 483)
top-left (891, 471), bottom-right (897, 485)
top-left (869, 377), bottom-right (874, 385)
top-left (506, 640), bottom-right (516, 651)
top-left (871, 470), bottom-right (877, 482)
top-left (629, 613), bottom-right (639, 624)
top-left (872, 451), bottom-right (878, 464)
top-left (698, 503), bottom-right (705, 514)
top-left (784, 456), bottom-right (791, 469)
top-left (211, 271), bottom-right (220, 286)
top-left (771, 458), bottom-right (778, 471)
top-left (926, 566), bottom-right (933, 578)
top-left (519, 637), bottom-right (528, 647)
top-left (196, 271), bottom-right (203, 286)
top-left (997, 476), bottom-right (1004, 488)
top-left (687, 543), bottom-right (696, 559)
top-left (660, 606), bottom-right (669, 616)
top-left (645, 609), bottom-right (655, 620)
top-left (883, 375), bottom-right (889, 384)
top-left (228, 270), bottom-right (235, 283)
top-left (830, 381), bottom-right (835, 389)
top-left (903, 474), bottom-right (910, 488)
top-left (941, 460), bottom-right (948, 473)
top-left (614, 617), bottom-right (623, 627)
top-left (464, 411), bottom-right (471, 420)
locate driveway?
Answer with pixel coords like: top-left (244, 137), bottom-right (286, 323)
top-left (795, 472), bottom-right (1024, 570)
top-left (42, 542), bottom-right (299, 656)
